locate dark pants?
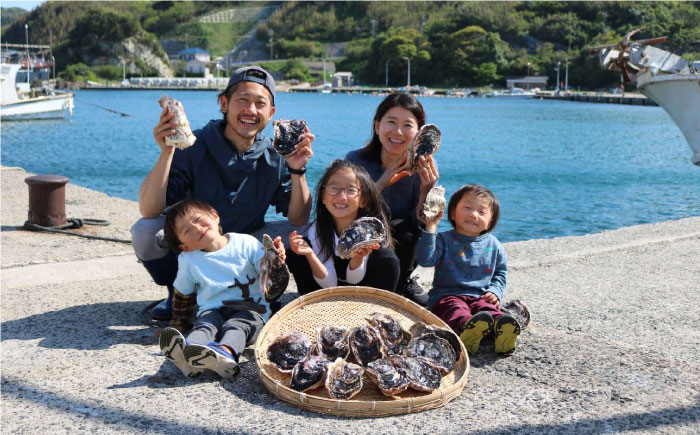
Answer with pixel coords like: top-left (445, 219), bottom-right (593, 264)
top-left (186, 307), bottom-right (264, 361)
top-left (431, 295), bottom-right (503, 334)
top-left (391, 218), bottom-right (420, 290)
top-left (286, 247), bottom-right (400, 295)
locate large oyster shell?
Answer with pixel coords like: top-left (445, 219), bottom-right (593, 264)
top-left (405, 333), bottom-right (456, 375)
top-left (259, 234), bottom-right (290, 302)
top-left (365, 313), bottom-right (412, 356)
top-left (501, 299), bottom-right (531, 330)
top-left (419, 185), bottom-right (446, 222)
top-left (266, 332), bottom-right (313, 373)
top-left (158, 94), bottom-right (196, 149)
top-left (290, 355), bottom-right (329, 392)
top-left (335, 217), bottom-right (388, 260)
top-left (325, 358), bottom-right (364, 400)
top-left (366, 358), bottom-right (410, 397)
top-left (273, 119), bottom-right (307, 156)
top-left (406, 124), bottom-right (441, 175)
top-left (349, 325), bottom-right (385, 367)
top-left (409, 321), bottom-right (462, 359)
top-left (387, 355), bottom-right (442, 392)
top-left (315, 325), bottom-right (350, 360)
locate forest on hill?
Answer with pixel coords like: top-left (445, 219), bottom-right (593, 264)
top-left (1, 1), bottom-right (698, 89)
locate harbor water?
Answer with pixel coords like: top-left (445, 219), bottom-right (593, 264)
top-left (2, 89), bottom-right (698, 242)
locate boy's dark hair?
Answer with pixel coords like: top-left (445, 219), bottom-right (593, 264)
top-left (163, 199), bottom-right (222, 253)
top-left (447, 184), bottom-right (500, 234)
top-left (313, 159), bottom-right (393, 262)
top-left (360, 92), bottom-right (426, 162)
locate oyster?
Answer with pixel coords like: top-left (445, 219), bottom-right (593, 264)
top-left (419, 185), bottom-right (446, 222)
top-left (405, 333), bottom-right (456, 375)
top-left (273, 119), bottom-right (307, 156)
top-left (366, 358), bottom-right (410, 397)
top-left (387, 355), bottom-right (442, 393)
top-left (158, 94), bottom-right (196, 149)
top-left (290, 355), bottom-right (329, 392)
top-left (501, 299), bottom-right (531, 330)
top-left (259, 234), bottom-right (290, 302)
top-left (409, 321), bottom-right (462, 359)
top-left (315, 326), bottom-right (350, 360)
top-left (266, 332), bottom-right (313, 373)
top-left (325, 358), bottom-right (364, 400)
top-left (335, 217), bottom-right (388, 260)
top-left (365, 313), bottom-right (412, 356)
top-left (349, 325), bottom-right (385, 366)
top-left (406, 124), bottom-right (441, 175)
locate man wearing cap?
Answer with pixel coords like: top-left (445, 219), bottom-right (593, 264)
top-left (131, 66), bottom-right (313, 320)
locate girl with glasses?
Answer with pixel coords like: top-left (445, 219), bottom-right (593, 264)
top-left (285, 159), bottom-right (400, 294)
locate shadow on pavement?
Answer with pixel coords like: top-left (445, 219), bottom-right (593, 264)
top-left (1, 301), bottom-right (157, 350)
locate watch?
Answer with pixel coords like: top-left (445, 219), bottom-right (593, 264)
top-left (287, 166), bottom-right (307, 175)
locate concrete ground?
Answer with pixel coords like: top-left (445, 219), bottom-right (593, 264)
top-left (2, 165), bottom-right (699, 434)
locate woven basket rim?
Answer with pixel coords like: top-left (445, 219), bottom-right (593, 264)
top-left (254, 286), bottom-right (470, 417)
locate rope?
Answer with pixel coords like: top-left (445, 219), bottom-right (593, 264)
top-left (74, 98), bottom-right (131, 117)
top-left (23, 218), bottom-right (132, 244)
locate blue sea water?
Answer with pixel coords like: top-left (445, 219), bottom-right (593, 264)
top-left (2, 89), bottom-right (698, 242)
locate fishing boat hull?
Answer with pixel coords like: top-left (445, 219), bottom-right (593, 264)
top-left (1, 92), bottom-right (74, 120)
top-left (637, 72), bottom-right (700, 165)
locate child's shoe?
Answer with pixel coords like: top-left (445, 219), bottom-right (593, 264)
top-left (159, 327), bottom-right (203, 378)
top-left (494, 314), bottom-right (521, 355)
top-left (459, 311), bottom-right (494, 355)
top-left (184, 342), bottom-right (240, 379)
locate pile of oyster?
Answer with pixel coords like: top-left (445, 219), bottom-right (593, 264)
top-left (266, 313), bottom-right (461, 399)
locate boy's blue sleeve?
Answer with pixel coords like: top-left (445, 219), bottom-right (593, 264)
top-left (487, 243), bottom-right (507, 301)
top-left (416, 229), bottom-right (441, 267)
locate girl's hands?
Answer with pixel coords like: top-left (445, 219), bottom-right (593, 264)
top-left (420, 210), bottom-right (443, 233)
top-left (481, 292), bottom-right (500, 307)
top-left (152, 107), bottom-right (177, 156)
top-left (376, 153), bottom-right (409, 191)
top-left (349, 243), bottom-right (379, 270)
top-left (272, 235), bottom-right (286, 262)
top-left (289, 231), bottom-right (313, 257)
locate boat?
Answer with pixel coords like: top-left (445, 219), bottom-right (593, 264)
top-left (589, 29), bottom-right (700, 165)
top-left (1, 44), bottom-right (74, 120)
top-left (489, 87), bottom-right (536, 99)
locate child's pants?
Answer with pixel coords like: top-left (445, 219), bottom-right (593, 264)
top-left (187, 307), bottom-right (264, 361)
top-left (431, 295), bottom-right (503, 334)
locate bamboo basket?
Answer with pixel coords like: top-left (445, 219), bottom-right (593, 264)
top-left (254, 286), bottom-right (469, 417)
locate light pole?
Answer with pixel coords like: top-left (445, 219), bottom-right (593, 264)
top-left (404, 56), bottom-right (410, 88)
top-left (268, 29), bottom-right (274, 59)
top-left (565, 58), bottom-right (569, 92)
top-left (385, 59), bottom-right (390, 87)
top-left (420, 14), bottom-right (426, 34)
top-left (555, 61), bottom-right (561, 93)
top-left (24, 24), bottom-right (30, 84)
top-left (119, 56), bottom-right (126, 83)
top-left (527, 62), bottom-right (530, 77)
top-left (370, 18), bottom-right (377, 38)
top-left (322, 58), bottom-right (327, 86)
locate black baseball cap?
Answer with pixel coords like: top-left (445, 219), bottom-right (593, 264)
top-left (226, 66), bottom-right (276, 105)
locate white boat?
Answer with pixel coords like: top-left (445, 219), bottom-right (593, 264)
top-left (591, 30), bottom-right (700, 165)
top-left (1, 45), bottom-right (74, 120)
top-left (490, 87), bottom-right (535, 99)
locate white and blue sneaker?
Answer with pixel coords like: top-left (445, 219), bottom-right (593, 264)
top-left (159, 327), bottom-right (203, 379)
top-left (184, 342), bottom-right (240, 379)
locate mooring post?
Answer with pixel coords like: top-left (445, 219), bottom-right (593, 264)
top-left (25, 174), bottom-right (69, 227)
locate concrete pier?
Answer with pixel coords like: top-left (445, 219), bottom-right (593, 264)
top-left (1, 165), bottom-right (699, 434)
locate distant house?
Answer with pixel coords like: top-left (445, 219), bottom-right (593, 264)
top-left (506, 75), bottom-right (548, 90)
top-left (178, 48), bottom-right (212, 77)
top-left (332, 72), bottom-right (354, 88)
top-left (179, 47), bottom-right (211, 63)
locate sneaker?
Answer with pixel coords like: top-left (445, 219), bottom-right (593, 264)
top-left (402, 276), bottom-right (429, 307)
top-left (494, 314), bottom-right (521, 355)
top-left (151, 286), bottom-right (173, 321)
top-left (184, 342), bottom-right (240, 379)
top-left (459, 311), bottom-right (494, 355)
top-left (159, 327), bottom-right (203, 378)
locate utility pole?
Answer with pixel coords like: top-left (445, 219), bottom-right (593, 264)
top-left (385, 59), bottom-right (390, 87)
top-left (556, 61), bottom-right (561, 93)
top-left (565, 58), bottom-right (569, 91)
top-left (420, 14), bottom-right (426, 34)
top-left (370, 18), bottom-right (377, 38)
top-left (322, 58), bottom-right (327, 86)
top-left (24, 24), bottom-right (30, 84)
top-left (404, 56), bottom-right (411, 87)
top-left (268, 29), bottom-right (274, 59)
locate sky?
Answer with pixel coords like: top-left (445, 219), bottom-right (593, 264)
top-left (1, 0), bottom-right (46, 11)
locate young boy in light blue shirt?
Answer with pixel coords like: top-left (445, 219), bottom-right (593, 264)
top-left (417, 184), bottom-right (520, 355)
top-left (158, 199), bottom-right (288, 379)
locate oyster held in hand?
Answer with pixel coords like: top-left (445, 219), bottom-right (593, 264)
top-left (158, 94), bottom-right (196, 149)
top-left (406, 124), bottom-right (441, 175)
top-left (290, 355), bottom-right (329, 392)
top-left (267, 332), bottom-right (313, 373)
top-left (419, 185), bottom-right (446, 222)
top-left (335, 217), bottom-right (388, 260)
top-left (260, 234), bottom-right (290, 302)
top-left (325, 358), bottom-right (364, 400)
top-left (273, 119), bottom-right (307, 156)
